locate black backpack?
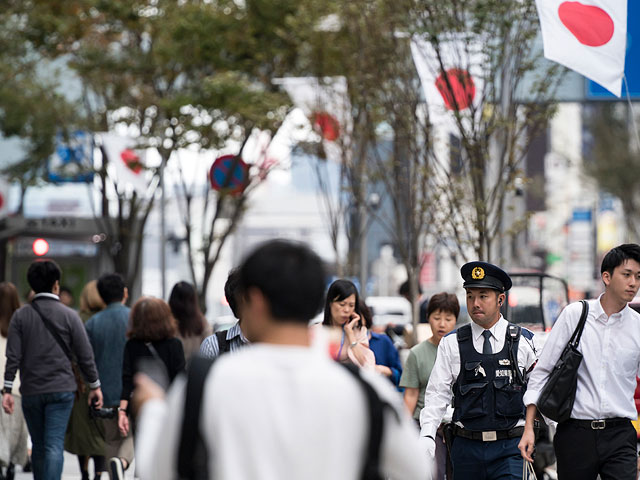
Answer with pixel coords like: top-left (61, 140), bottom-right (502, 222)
top-left (177, 356), bottom-right (392, 480)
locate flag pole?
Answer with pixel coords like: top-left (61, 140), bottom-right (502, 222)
top-left (623, 75), bottom-right (640, 152)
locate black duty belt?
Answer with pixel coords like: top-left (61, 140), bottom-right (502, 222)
top-left (452, 425), bottom-right (524, 442)
top-left (563, 418), bottom-right (630, 430)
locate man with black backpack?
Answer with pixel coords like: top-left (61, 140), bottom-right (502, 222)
top-left (199, 269), bottom-right (248, 358)
top-left (133, 239), bottom-right (422, 480)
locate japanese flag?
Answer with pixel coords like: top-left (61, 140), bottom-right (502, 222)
top-left (99, 133), bottom-right (150, 195)
top-left (536, 0), bottom-right (627, 97)
top-left (410, 35), bottom-right (487, 134)
top-left (273, 76), bottom-right (351, 164)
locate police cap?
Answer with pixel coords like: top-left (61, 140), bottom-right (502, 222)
top-left (460, 261), bottom-right (512, 292)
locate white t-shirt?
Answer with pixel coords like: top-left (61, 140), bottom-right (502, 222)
top-left (136, 343), bottom-right (423, 480)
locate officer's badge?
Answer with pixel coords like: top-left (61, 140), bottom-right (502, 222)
top-left (472, 267), bottom-right (485, 280)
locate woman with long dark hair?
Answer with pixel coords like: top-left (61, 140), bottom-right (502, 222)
top-left (0, 282), bottom-right (28, 480)
top-left (168, 282), bottom-right (212, 362)
top-left (322, 280), bottom-right (374, 368)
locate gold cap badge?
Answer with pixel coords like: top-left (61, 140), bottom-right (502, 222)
top-left (471, 267), bottom-right (485, 280)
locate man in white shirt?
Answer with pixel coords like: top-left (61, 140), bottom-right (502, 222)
top-left (420, 261), bottom-right (539, 479)
top-left (519, 243), bottom-right (640, 479)
top-left (133, 239), bottom-right (423, 480)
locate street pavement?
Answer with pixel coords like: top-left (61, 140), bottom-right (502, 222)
top-left (14, 452), bottom-right (136, 479)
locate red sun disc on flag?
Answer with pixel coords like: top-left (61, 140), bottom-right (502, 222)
top-left (311, 112), bottom-right (341, 141)
top-left (435, 68), bottom-right (476, 111)
top-left (121, 149), bottom-right (142, 174)
top-left (558, 2), bottom-right (614, 47)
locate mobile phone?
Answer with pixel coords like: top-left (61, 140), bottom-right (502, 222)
top-left (136, 357), bottom-right (170, 391)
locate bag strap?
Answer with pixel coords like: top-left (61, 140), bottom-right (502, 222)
top-left (215, 330), bottom-right (231, 355)
top-left (568, 300), bottom-right (589, 347)
top-left (145, 342), bottom-right (162, 362)
top-left (340, 362), bottom-right (394, 480)
top-left (30, 300), bottom-right (74, 362)
top-left (178, 355), bottom-right (216, 480)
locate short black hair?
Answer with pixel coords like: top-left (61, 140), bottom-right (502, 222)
top-left (224, 269), bottom-right (242, 318)
top-left (322, 279), bottom-right (360, 326)
top-left (239, 240), bottom-right (325, 323)
top-left (27, 260), bottom-right (61, 294)
top-left (601, 244), bottom-right (640, 275)
top-left (97, 273), bottom-right (126, 304)
top-left (426, 292), bottom-right (460, 319)
top-left (398, 280), bottom-right (422, 297)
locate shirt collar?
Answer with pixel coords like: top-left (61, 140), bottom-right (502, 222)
top-left (594, 293), bottom-right (632, 323)
top-left (33, 292), bottom-right (60, 301)
top-left (470, 315), bottom-right (506, 341)
top-left (227, 322), bottom-right (248, 343)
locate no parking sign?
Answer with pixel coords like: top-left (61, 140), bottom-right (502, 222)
top-left (209, 154), bottom-right (249, 195)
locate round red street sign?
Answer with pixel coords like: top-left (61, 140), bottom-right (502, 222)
top-left (209, 154), bottom-right (249, 195)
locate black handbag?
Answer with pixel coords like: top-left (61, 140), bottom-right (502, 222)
top-left (536, 300), bottom-right (588, 423)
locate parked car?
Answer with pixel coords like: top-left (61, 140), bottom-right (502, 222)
top-left (502, 272), bottom-right (569, 350)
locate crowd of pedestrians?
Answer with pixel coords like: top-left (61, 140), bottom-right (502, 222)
top-left (2, 241), bottom-right (640, 480)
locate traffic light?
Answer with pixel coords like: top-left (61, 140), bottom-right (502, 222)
top-left (32, 238), bottom-right (50, 256)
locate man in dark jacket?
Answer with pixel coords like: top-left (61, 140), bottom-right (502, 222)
top-left (2, 260), bottom-right (103, 480)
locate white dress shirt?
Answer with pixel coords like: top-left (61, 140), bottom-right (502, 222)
top-left (136, 344), bottom-right (423, 480)
top-left (524, 296), bottom-right (640, 420)
top-left (419, 316), bottom-right (539, 438)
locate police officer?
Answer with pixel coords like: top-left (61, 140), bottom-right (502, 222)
top-left (419, 262), bottom-right (539, 479)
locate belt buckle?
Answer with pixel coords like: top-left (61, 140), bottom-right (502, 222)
top-left (482, 431), bottom-right (497, 441)
top-left (591, 420), bottom-right (606, 430)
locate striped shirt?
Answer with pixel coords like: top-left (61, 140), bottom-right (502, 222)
top-left (199, 323), bottom-right (248, 358)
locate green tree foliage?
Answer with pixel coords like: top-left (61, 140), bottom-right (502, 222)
top-left (0, 0), bottom-right (293, 297)
top-left (410, 0), bottom-right (563, 262)
top-left (584, 103), bottom-right (640, 240)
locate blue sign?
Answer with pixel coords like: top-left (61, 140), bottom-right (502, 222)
top-left (47, 131), bottom-right (94, 183)
top-left (587, 1), bottom-right (640, 99)
top-left (572, 208), bottom-right (592, 222)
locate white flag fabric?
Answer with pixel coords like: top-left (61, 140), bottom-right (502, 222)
top-left (0, 177), bottom-right (9, 219)
top-left (99, 133), bottom-right (150, 195)
top-left (536, 0), bottom-right (627, 97)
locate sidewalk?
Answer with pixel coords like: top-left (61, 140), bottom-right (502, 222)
top-left (14, 452), bottom-right (136, 479)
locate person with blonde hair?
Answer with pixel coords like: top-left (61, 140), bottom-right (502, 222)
top-left (65, 279), bottom-right (108, 480)
top-left (0, 282), bottom-right (28, 480)
top-left (79, 281), bottom-right (106, 323)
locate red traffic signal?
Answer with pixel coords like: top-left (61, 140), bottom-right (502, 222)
top-left (32, 238), bottom-right (50, 256)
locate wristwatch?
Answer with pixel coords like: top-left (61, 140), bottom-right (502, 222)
top-left (1, 388), bottom-right (11, 395)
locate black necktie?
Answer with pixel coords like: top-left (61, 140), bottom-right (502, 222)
top-left (482, 330), bottom-right (492, 355)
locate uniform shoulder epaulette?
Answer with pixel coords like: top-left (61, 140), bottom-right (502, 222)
top-left (520, 327), bottom-right (535, 340)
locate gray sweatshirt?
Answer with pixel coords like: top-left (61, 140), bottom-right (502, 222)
top-left (3, 294), bottom-right (100, 396)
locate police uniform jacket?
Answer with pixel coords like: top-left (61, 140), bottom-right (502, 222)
top-left (419, 316), bottom-right (539, 439)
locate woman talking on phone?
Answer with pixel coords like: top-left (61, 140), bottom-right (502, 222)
top-left (322, 280), bottom-right (374, 368)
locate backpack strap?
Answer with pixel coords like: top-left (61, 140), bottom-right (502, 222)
top-left (456, 324), bottom-right (472, 344)
top-left (177, 355), bottom-right (216, 480)
top-left (215, 330), bottom-right (231, 355)
top-left (340, 363), bottom-right (396, 480)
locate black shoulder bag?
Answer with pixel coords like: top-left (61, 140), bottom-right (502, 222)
top-left (536, 300), bottom-right (588, 423)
